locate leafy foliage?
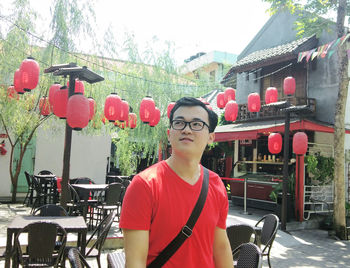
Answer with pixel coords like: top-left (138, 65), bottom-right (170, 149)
top-left (305, 154), bottom-right (334, 185)
top-left (263, 0), bottom-right (342, 37)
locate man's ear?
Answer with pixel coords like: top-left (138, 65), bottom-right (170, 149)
top-left (167, 129), bottom-right (170, 137)
top-left (207, 132), bottom-right (215, 145)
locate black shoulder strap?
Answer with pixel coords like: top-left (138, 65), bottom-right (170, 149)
top-left (148, 167), bottom-right (210, 268)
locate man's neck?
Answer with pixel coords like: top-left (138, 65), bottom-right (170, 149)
top-left (166, 155), bottom-right (201, 185)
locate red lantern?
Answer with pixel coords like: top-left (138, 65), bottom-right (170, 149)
top-left (7, 85), bottom-right (19, 100)
top-left (128, 113), bottom-right (137, 129)
top-left (167, 101), bottom-right (176, 119)
top-left (104, 93), bottom-right (122, 122)
top-left (248, 93), bottom-right (261, 112)
top-left (88, 97), bottom-right (96, 121)
top-left (283, 76), bottom-right (296, 96)
top-left (19, 57), bottom-right (40, 91)
top-left (0, 141), bottom-right (7, 155)
top-left (265, 87), bottom-right (278, 104)
top-left (48, 83), bottom-right (61, 109)
top-left (224, 88), bottom-right (236, 103)
top-left (14, 69), bottom-right (25, 94)
top-left (224, 100), bottom-right (238, 122)
top-left (119, 100), bottom-right (129, 122)
top-left (140, 96), bottom-right (155, 123)
top-left (216, 92), bottom-right (226, 109)
top-left (53, 86), bottom-right (68, 119)
top-left (67, 79), bottom-right (85, 94)
top-left (149, 107), bottom-right (161, 127)
top-left (67, 93), bottom-right (89, 130)
top-left (293, 132), bottom-right (308, 155)
top-left (39, 96), bottom-right (51, 116)
top-left (268, 133), bottom-right (282, 154)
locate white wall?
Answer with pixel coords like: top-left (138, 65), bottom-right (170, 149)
top-left (0, 136), bottom-right (12, 198)
top-left (35, 127), bottom-right (111, 184)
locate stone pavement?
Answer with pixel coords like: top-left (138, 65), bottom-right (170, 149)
top-left (0, 202), bottom-right (349, 267)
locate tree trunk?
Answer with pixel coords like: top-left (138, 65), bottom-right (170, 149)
top-left (333, 0), bottom-right (348, 240)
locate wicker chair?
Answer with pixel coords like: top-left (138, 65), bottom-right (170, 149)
top-left (107, 251), bottom-right (125, 268)
top-left (254, 214), bottom-right (279, 268)
top-left (226, 223), bottom-right (256, 259)
top-left (65, 211), bottom-right (116, 268)
top-left (32, 204), bottom-right (68, 216)
top-left (24, 171), bottom-right (34, 206)
top-left (15, 221), bottom-right (67, 268)
top-left (95, 183), bottom-right (123, 223)
top-left (67, 247), bottom-right (91, 268)
top-left (232, 242), bottom-right (262, 268)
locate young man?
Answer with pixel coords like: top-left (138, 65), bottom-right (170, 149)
top-left (120, 97), bottom-right (233, 267)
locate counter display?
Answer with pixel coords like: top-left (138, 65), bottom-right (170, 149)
top-left (227, 173), bottom-right (281, 210)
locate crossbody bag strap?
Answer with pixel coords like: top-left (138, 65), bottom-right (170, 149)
top-left (148, 167), bottom-right (210, 268)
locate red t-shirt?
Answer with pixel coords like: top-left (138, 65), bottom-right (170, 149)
top-left (119, 161), bottom-right (228, 268)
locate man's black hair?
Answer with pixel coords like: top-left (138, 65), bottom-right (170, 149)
top-left (169, 97), bottom-right (218, 133)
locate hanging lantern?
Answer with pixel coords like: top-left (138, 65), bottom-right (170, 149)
top-left (149, 107), bottom-right (161, 127)
top-left (268, 133), bottom-right (282, 154)
top-left (224, 100), bottom-right (238, 122)
top-left (216, 92), bottom-right (226, 109)
top-left (248, 93), bottom-right (261, 112)
top-left (53, 86), bottom-right (68, 119)
top-left (265, 87), bottom-right (278, 104)
top-left (283, 76), bottom-right (296, 96)
top-left (167, 101), bottom-right (176, 119)
top-left (119, 100), bottom-right (129, 122)
top-left (19, 57), bottom-right (40, 91)
top-left (67, 93), bottom-right (89, 130)
top-left (88, 97), bottom-right (96, 121)
top-left (128, 113), bottom-right (137, 129)
top-left (67, 79), bottom-right (85, 94)
top-left (104, 93), bottom-right (122, 122)
top-left (140, 96), bottom-right (155, 123)
top-left (7, 85), bottom-right (19, 100)
top-left (293, 132), bottom-right (308, 155)
top-left (48, 83), bottom-right (61, 109)
top-left (14, 69), bottom-right (25, 94)
top-left (39, 96), bottom-right (51, 116)
top-left (224, 88), bottom-right (236, 103)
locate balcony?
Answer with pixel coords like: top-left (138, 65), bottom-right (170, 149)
top-left (236, 97), bottom-right (316, 122)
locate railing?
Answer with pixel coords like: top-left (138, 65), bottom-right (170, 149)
top-left (303, 183), bottom-right (334, 220)
top-left (236, 97), bottom-right (316, 122)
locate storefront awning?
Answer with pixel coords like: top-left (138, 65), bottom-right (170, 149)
top-left (214, 119), bottom-right (346, 142)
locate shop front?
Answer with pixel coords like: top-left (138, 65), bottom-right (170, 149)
top-left (214, 118), bottom-right (338, 221)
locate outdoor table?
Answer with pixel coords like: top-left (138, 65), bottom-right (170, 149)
top-left (5, 215), bottom-right (87, 268)
top-left (72, 184), bottom-right (108, 227)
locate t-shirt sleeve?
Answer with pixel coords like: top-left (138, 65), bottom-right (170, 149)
top-left (119, 175), bottom-right (153, 230)
top-left (216, 179), bottom-right (229, 230)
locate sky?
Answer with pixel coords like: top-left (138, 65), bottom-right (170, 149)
top-left (2, 0), bottom-right (272, 65)
top-left (91, 0), bottom-right (272, 64)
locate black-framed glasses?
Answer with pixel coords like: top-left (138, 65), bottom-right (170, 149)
top-left (171, 120), bottom-right (209, 131)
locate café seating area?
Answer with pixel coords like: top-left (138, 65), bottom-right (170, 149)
top-left (3, 170), bottom-right (133, 268)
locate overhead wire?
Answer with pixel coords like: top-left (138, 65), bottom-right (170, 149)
top-left (0, 14), bottom-right (221, 91)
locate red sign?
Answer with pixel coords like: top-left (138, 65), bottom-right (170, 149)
top-left (0, 134), bottom-right (8, 138)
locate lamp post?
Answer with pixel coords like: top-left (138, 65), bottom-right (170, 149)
top-left (44, 63), bottom-right (104, 206)
top-left (264, 100), bottom-right (311, 230)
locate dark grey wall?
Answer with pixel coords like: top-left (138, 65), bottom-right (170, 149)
top-left (235, 11), bottom-right (339, 124)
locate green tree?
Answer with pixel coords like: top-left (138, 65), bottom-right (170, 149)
top-left (263, 0), bottom-right (349, 239)
top-left (1, 0), bottom-right (216, 204)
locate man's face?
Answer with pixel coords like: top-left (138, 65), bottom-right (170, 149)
top-left (168, 105), bottom-right (215, 158)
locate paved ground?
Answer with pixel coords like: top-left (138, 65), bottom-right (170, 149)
top-left (0, 202), bottom-right (349, 267)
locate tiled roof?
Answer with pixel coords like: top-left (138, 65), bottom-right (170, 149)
top-left (222, 35), bottom-right (318, 80)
